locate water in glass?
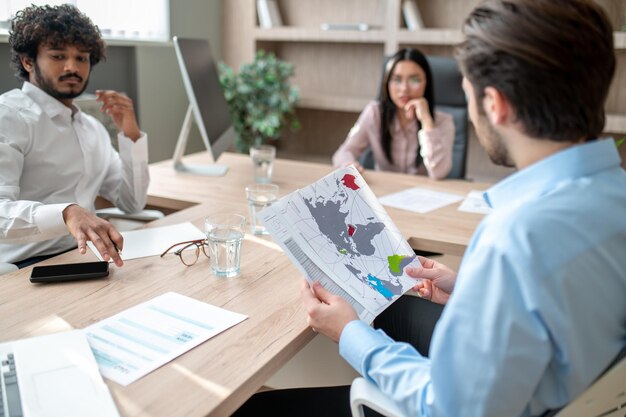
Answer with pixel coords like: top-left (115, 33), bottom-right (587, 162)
top-left (252, 156), bottom-right (274, 184)
top-left (246, 183), bottom-right (278, 235)
top-left (207, 228), bottom-right (244, 278)
top-left (250, 145), bottom-right (276, 184)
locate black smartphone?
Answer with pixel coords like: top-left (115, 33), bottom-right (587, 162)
top-left (30, 261), bottom-right (109, 283)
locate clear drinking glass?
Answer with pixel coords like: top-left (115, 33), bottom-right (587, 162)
top-left (245, 183), bottom-right (279, 235)
top-left (249, 144), bottom-right (276, 184)
top-left (204, 214), bottom-right (246, 278)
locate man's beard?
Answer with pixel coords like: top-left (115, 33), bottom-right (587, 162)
top-left (476, 111), bottom-right (515, 168)
top-left (34, 62), bottom-right (89, 100)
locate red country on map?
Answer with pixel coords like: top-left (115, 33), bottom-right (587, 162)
top-left (347, 224), bottom-right (356, 237)
top-left (341, 174), bottom-right (360, 191)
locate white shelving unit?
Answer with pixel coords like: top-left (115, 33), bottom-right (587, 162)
top-left (224, 0), bottom-right (626, 173)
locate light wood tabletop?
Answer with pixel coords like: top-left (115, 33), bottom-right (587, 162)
top-left (149, 152), bottom-right (490, 256)
top-left (1, 152), bottom-right (490, 416)
top-left (1, 202), bottom-right (312, 417)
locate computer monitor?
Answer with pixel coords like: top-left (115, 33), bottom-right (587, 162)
top-left (172, 36), bottom-right (235, 176)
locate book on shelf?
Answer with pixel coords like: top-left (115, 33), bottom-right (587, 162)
top-left (257, 0), bottom-right (283, 29)
top-left (258, 166), bottom-right (419, 324)
top-left (320, 23), bottom-right (371, 32)
top-left (402, 0), bottom-right (424, 30)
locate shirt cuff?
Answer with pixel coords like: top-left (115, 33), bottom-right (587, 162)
top-left (417, 130), bottom-right (432, 158)
top-left (34, 203), bottom-right (74, 236)
top-left (118, 131), bottom-right (148, 162)
top-left (339, 319), bottom-right (395, 376)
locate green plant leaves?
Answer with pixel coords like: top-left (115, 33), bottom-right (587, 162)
top-left (219, 50), bottom-right (301, 153)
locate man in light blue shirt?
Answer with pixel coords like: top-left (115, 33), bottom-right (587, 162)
top-left (233, 1), bottom-right (626, 416)
top-left (334, 136), bottom-right (625, 416)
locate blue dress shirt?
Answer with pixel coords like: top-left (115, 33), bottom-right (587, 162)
top-left (340, 138), bottom-right (626, 417)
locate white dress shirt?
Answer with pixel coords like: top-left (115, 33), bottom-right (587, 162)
top-left (0, 82), bottom-right (149, 263)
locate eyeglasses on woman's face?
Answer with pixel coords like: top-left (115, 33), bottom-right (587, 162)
top-left (159, 239), bottom-right (209, 266)
top-left (389, 74), bottom-right (423, 90)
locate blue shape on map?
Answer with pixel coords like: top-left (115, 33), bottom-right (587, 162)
top-left (367, 274), bottom-right (394, 300)
top-left (344, 265), bottom-right (403, 300)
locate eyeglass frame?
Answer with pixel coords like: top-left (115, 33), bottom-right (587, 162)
top-left (159, 239), bottom-right (209, 266)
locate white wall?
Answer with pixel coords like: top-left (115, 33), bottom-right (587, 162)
top-left (136, 0), bottom-right (223, 163)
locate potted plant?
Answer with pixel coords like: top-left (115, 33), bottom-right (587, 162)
top-left (219, 50), bottom-right (300, 154)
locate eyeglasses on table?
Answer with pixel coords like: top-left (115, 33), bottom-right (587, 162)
top-left (159, 239), bottom-right (209, 266)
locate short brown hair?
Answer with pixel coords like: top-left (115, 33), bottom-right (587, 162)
top-left (9, 4), bottom-right (106, 81)
top-left (456, 0), bottom-right (615, 142)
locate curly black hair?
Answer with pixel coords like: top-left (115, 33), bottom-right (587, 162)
top-left (9, 4), bottom-right (106, 81)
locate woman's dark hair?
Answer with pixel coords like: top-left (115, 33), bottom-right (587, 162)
top-left (377, 48), bottom-right (435, 165)
top-left (456, 0), bottom-right (615, 142)
top-left (9, 4), bottom-right (106, 81)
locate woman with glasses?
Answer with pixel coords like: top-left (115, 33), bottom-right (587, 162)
top-left (332, 48), bottom-right (454, 179)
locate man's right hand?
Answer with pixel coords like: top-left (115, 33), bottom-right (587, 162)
top-left (62, 204), bottom-right (124, 267)
top-left (407, 256), bottom-right (457, 305)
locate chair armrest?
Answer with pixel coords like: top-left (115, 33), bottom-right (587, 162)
top-left (95, 208), bottom-right (165, 222)
top-left (555, 356), bottom-right (626, 417)
top-left (0, 262), bottom-right (18, 276)
top-left (350, 377), bottom-right (407, 417)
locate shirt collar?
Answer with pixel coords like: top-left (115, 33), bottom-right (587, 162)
top-left (483, 138), bottom-right (622, 209)
top-left (22, 81), bottom-right (81, 120)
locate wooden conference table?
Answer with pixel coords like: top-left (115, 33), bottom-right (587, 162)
top-left (0, 152), bottom-right (489, 417)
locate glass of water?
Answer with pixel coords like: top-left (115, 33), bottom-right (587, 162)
top-left (245, 183), bottom-right (279, 235)
top-left (250, 144), bottom-right (276, 184)
top-left (204, 213), bottom-right (246, 278)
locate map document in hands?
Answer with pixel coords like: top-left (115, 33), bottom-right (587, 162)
top-left (258, 166), bottom-right (419, 323)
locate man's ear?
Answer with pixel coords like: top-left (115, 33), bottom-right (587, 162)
top-left (20, 56), bottom-right (34, 74)
top-left (482, 86), bottom-right (510, 126)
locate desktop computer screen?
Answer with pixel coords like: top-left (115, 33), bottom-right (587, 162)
top-left (172, 36), bottom-right (235, 176)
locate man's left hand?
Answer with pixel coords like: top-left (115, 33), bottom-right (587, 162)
top-left (300, 279), bottom-right (358, 343)
top-left (96, 90), bottom-right (141, 141)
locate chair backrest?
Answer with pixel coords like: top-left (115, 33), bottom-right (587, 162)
top-left (0, 262), bottom-right (18, 276)
top-left (428, 56), bottom-right (468, 179)
top-left (351, 350), bottom-right (626, 417)
top-left (554, 352), bottom-right (626, 417)
top-left (358, 55), bottom-right (468, 179)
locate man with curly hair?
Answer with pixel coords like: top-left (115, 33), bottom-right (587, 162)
top-left (0, 4), bottom-right (149, 268)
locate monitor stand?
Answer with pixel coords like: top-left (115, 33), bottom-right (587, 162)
top-left (172, 105), bottom-right (229, 176)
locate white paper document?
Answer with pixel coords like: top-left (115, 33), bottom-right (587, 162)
top-left (259, 166), bottom-right (418, 323)
top-left (88, 222), bottom-right (205, 261)
top-left (84, 292), bottom-right (247, 386)
top-left (378, 186), bottom-right (464, 214)
top-left (458, 190), bottom-right (493, 214)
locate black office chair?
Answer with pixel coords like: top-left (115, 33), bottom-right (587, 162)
top-left (359, 56), bottom-right (468, 179)
top-left (428, 55), bottom-right (468, 179)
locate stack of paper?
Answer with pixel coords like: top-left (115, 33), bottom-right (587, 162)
top-left (88, 222), bottom-right (205, 261)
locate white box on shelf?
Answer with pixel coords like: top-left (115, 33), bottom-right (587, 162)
top-left (402, 0), bottom-right (424, 30)
top-left (320, 23), bottom-right (371, 31)
top-left (257, 0), bottom-right (283, 28)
